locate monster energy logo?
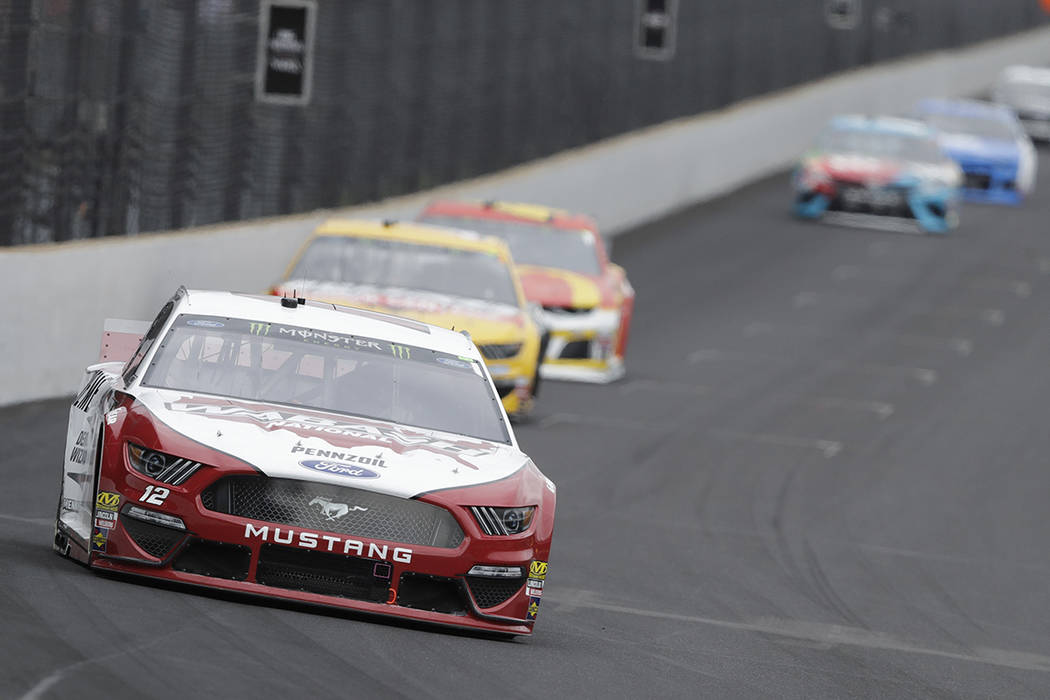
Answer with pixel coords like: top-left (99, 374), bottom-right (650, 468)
top-left (390, 344), bottom-right (411, 359)
top-left (249, 322), bottom-right (271, 336)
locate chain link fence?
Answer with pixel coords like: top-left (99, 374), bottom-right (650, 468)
top-left (1, 0), bottom-right (1046, 245)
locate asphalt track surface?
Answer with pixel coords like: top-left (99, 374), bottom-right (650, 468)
top-left (4, 150), bottom-right (1050, 699)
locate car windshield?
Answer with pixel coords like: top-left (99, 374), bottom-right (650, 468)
top-left (819, 128), bottom-right (944, 163)
top-left (920, 112), bottom-right (1017, 140)
top-left (421, 216), bottom-right (602, 276)
top-left (290, 236), bottom-right (520, 307)
top-left (142, 314), bottom-right (510, 444)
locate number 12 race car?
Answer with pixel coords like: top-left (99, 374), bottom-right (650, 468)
top-left (54, 288), bottom-right (555, 636)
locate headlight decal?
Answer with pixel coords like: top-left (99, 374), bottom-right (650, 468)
top-left (126, 442), bottom-right (202, 485)
top-left (470, 505), bottom-right (535, 536)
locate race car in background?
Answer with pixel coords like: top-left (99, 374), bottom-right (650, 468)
top-left (273, 219), bottom-right (544, 419)
top-left (54, 288), bottom-right (555, 636)
top-left (914, 98), bottom-right (1037, 204)
top-left (793, 115), bottom-right (963, 234)
top-left (993, 65), bottom-right (1050, 142)
top-left (419, 200), bottom-right (634, 384)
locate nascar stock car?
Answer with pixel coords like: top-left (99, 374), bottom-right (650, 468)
top-left (993, 65), bottom-right (1050, 142)
top-left (54, 288), bottom-right (556, 636)
top-left (272, 219), bottom-right (544, 419)
top-left (419, 200), bottom-right (635, 383)
top-left (793, 115), bottom-right (963, 234)
top-left (914, 98), bottom-right (1037, 204)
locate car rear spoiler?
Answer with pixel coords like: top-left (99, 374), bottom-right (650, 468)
top-left (99, 319), bottom-right (150, 363)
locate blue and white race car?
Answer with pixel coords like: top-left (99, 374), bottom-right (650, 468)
top-left (914, 98), bottom-right (1036, 204)
top-left (793, 115), bottom-right (962, 234)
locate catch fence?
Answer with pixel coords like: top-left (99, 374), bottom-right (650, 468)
top-left (1, 0), bottom-right (1046, 245)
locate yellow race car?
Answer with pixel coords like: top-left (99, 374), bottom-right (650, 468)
top-left (272, 219), bottom-right (544, 418)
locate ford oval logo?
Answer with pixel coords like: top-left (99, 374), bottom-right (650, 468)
top-left (299, 460), bottom-right (380, 479)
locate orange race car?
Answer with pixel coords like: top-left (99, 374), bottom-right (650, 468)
top-left (420, 201), bottom-right (634, 383)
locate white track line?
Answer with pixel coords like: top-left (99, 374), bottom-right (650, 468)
top-left (808, 396), bottom-right (895, 420)
top-left (853, 362), bottom-right (938, 386)
top-left (967, 277), bottom-right (1033, 298)
top-left (537, 413), bottom-right (660, 431)
top-left (618, 379), bottom-right (710, 396)
top-left (713, 430), bottom-right (843, 458)
top-left (546, 592), bottom-right (1050, 674)
top-left (0, 513), bottom-right (52, 526)
top-left (927, 306), bottom-right (1006, 326)
top-left (686, 349), bottom-right (938, 386)
top-left (894, 333), bottom-right (972, 356)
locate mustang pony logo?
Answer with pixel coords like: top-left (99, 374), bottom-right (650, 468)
top-left (309, 496), bottom-right (368, 520)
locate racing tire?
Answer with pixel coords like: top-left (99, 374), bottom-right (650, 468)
top-left (531, 332), bottom-right (551, 400)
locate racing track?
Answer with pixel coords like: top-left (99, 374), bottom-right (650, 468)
top-left (4, 149), bottom-right (1050, 699)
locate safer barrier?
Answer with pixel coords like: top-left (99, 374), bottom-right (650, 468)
top-left (1, 26), bottom-right (1049, 406)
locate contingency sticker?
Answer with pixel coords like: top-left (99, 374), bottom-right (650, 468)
top-left (528, 560), bottom-right (547, 581)
top-left (526, 596), bottom-right (541, 621)
top-left (94, 510), bottom-right (117, 530)
top-left (91, 526), bottom-right (108, 552)
top-left (526, 578), bottom-right (544, 598)
top-left (96, 492), bottom-right (121, 511)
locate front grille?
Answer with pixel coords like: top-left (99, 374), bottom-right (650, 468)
top-left (255, 544), bottom-right (392, 603)
top-left (542, 305), bottom-right (593, 315)
top-left (173, 539), bottom-right (251, 580)
top-left (964, 172), bottom-right (991, 190)
top-left (396, 573), bottom-right (467, 615)
top-left (122, 516), bottom-right (185, 559)
top-left (558, 340), bottom-right (592, 359)
top-left (201, 476), bottom-right (464, 548)
top-left (829, 183), bottom-right (911, 216)
top-left (479, 343), bottom-right (522, 360)
top-left (466, 575), bottom-right (526, 609)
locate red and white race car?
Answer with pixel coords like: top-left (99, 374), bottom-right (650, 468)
top-left (420, 200), bottom-right (635, 383)
top-left (54, 288), bottom-right (555, 636)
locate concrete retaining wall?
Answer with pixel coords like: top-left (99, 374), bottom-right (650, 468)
top-left (2, 26), bottom-right (1049, 406)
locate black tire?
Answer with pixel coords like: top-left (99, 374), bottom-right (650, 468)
top-left (532, 332), bottom-right (551, 399)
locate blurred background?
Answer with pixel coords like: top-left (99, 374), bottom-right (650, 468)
top-left (2, 0), bottom-right (1047, 246)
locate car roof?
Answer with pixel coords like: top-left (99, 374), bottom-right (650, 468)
top-left (422, 199), bottom-right (598, 233)
top-left (827, 114), bottom-right (934, 138)
top-left (176, 290), bottom-right (480, 357)
top-left (313, 218), bottom-right (513, 259)
top-left (1001, 64), bottom-right (1050, 86)
top-left (915, 98), bottom-right (1013, 122)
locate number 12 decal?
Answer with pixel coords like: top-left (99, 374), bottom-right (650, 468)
top-left (140, 485), bottom-right (170, 506)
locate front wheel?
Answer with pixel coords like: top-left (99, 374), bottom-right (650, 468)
top-left (531, 332), bottom-right (551, 399)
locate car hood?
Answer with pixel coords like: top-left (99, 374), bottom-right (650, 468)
top-left (135, 389), bottom-right (528, 499)
top-left (939, 134), bottom-right (1019, 164)
top-left (276, 280), bottom-right (527, 342)
top-left (517, 265), bottom-right (604, 309)
top-left (813, 153), bottom-right (906, 186)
